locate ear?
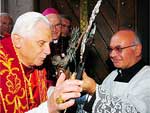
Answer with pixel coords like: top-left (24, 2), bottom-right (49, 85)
top-left (135, 44), bottom-right (142, 57)
top-left (12, 34), bottom-right (23, 48)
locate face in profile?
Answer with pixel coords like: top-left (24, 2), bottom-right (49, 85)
top-left (15, 21), bottom-right (52, 67)
top-left (0, 15), bottom-right (13, 35)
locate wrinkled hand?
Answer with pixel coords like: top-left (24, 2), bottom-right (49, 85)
top-left (47, 72), bottom-right (83, 113)
top-left (82, 71), bottom-right (96, 95)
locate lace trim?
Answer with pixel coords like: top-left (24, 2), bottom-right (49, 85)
top-left (92, 85), bottom-right (139, 113)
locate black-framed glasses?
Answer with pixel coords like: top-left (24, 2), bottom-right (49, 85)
top-left (107, 44), bottom-right (137, 53)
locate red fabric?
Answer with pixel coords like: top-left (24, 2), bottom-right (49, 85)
top-left (0, 36), bottom-right (48, 113)
top-left (0, 35), bottom-right (29, 112)
top-left (30, 69), bottom-right (47, 107)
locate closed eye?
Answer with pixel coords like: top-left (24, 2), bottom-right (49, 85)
top-left (37, 40), bottom-right (46, 47)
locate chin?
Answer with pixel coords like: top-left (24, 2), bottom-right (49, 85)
top-left (36, 61), bottom-right (44, 66)
top-left (52, 36), bottom-right (59, 40)
top-left (113, 63), bottom-right (121, 68)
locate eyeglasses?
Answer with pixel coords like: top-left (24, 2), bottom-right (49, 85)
top-left (51, 23), bottom-right (61, 29)
top-left (61, 24), bottom-right (71, 28)
top-left (107, 44), bottom-right (137, 53)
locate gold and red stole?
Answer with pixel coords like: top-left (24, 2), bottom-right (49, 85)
top-left (0, 35), bottom-right (48, 113)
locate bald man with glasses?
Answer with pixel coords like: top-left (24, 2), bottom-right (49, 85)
top-left (80, 29), bottom-right (150, 113)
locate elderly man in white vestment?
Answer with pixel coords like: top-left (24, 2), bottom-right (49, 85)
top-left (82, 29), bottom-right (150, 113)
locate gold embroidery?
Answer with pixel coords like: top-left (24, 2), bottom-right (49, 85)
top-left (6, 73), bottom-right (21, 94)
top-left (22, 73), bottom-right (35, 104)
top-left (0, 50), bottom-right (18, 75)
top-left (1, 42), bottom-right (46, 112)
top-left (12, 43), bottom-right (36, 108)
top-left (0, 88), bottom-right (7, 113)
top-left (37, 70), bottom-right (47, 103)
top-left (0, 50), bottom-right (27, 112)
top-left (5, 88), bottom-right (27, 113)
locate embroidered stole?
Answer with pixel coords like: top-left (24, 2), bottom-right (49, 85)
top-left (0, 36), bottom-right (47, 113)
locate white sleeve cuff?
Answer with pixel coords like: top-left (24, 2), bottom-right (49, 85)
top-left (25, 101), bottom-right (49, 113)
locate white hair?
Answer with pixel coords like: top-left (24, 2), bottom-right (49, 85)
top-left (11, 12), bottom-right (51, 38)
top-left (0, 12), bottom-right (13, 21)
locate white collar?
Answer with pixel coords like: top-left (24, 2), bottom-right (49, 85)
top-left (53, 40), bottom-right (58, 44)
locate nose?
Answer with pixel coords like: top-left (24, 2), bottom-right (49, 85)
top-left (51, 27), bottom-right (56, 32)
top-left (44, 43), bottom-right (51, 55)
top-left (51, 25), bottom-right (58, 32)
top-left (109, 49), bottom-right (117, 58)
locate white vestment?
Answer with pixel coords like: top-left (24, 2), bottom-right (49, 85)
top-left (92, 66), bottom-right (150, 113)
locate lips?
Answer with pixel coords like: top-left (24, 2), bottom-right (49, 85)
top-left (111, 58), bottom-right (121, 64)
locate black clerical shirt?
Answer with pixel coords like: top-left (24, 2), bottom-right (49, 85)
top-left (114, 59), bottom-right (146, 82)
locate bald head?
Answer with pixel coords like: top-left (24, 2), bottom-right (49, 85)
top-left (109, 29), bottom-right (142, 69)
top-left (111, 30), bottom-right (141, 45)
top-left (46, 14), bottom-right (61, 25)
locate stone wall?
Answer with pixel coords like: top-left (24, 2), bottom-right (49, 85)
top-left (1, 0), bottom-right (33, 22)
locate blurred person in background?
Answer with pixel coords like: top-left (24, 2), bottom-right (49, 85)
top-left (60, 14), bottom-right (72, 53)
top-left (42, 8), bottom-right (63, 84)
top-left (0, 12), bottom-right (13, 39)
top-left (42, 8), bottom-right (72, 84)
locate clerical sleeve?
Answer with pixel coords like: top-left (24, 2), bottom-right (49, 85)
top-left (25, 101), bottom-right (49, 113)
